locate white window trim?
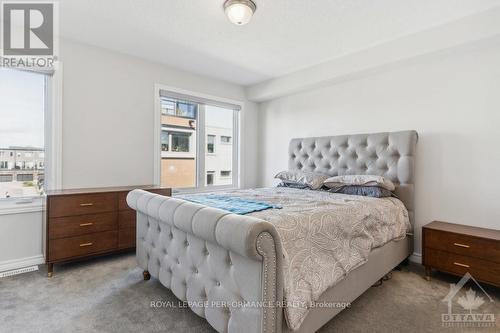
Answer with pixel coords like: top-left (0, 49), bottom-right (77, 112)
top-left (153, 84), bottom-right (242, 193)
top-left (0, 63), bottom-right (63, 213)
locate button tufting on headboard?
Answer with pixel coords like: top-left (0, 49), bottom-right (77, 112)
top-left (288, 130), bottom-right (418, 228)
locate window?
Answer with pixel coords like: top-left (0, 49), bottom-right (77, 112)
top-left (17, 174), bottom-right (34, 182)
top-left (158, 88), bottom-right (240, 191)
top-left (206, 171), bottom-right (215, 186)
top-left (161, 130), bottom-right (169, 151)
top-left (171, 132), bottom-right (190, 152)
top-left (0, 175), bottom-right (13, 182)
top-left (161, 99), bottom-right (175, 115)
top-left (161, 130), bottom-right (194, 153)
top-left (207, 135), bottom-right (215, 154)
top-left (161, 98), bottom-right (197, 118)
top-left (0, 69), bottom-right (46, 199)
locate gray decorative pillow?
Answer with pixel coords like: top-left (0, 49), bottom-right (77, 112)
top-left (274, 170), bottom-right (329, 190)
top-left (328, 185), bottom-right (393, 198)
top-left (323, 175), bottom-right (396, 191)
top-left (277, 182), bottom-right (309, 189)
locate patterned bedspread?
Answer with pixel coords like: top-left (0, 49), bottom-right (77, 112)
top-left (186, 187), bottom-right (410, 330)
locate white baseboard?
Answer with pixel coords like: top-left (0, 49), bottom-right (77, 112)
top-left (409, 252), bottom-right (422, 264)
top-left (0, 255), bottom-right (45, 273)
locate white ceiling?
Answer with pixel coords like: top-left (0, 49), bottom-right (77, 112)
top-left (59, 0), bottom-right (500, 86)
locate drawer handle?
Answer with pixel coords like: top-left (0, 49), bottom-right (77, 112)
top-left (79, 242), bottom-right (93, 247)
top-left (79, 223), bottom-right (94, 227)
top-left (453, 243), bottom-right (470, 248)
top-left (79, 203), bottom-right (94, 207)
top-left (453, 262), bottom-right (470, 268)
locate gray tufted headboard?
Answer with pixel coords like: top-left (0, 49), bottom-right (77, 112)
top-left (288, 130), bottom-right (418, 227)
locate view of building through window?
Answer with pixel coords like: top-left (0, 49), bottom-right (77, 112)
top-left (160, 96), bottom-right (236, 189)
top-left (204, 105), bottom-right (233, 187)
top-left (0, 69), bottom-right (46, 199)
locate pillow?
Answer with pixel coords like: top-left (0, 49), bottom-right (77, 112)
top-left (274, 170), bottom-right (329, 190)
top-left (323, 175), bottom-right (396, 191)
top-left (277, 182), bottom-right (309, 189)
top-left (328, 185), bottom-right (393, 198)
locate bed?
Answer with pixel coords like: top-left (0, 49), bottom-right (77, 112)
top-left (126, 130), bottom-right (418, 333)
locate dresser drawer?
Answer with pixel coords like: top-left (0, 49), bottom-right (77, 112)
top-left (424, 228), bottom-right (500, 263)
top-left (48, 231), bottom-right (118, 261)
top-left (49, 193), bottom-right (117, 218)
top-left (118, 228), bottom-right (136, 249)
top-left (118, 210), bottom-right (136, 229)
top-left (424, 248), bottom-right (500, 286)
top-left (49, 212), bottom-right (117, 239)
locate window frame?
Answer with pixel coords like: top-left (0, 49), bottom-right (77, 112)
top-left (0, 64), bottom-right (63, 213)
top-left (154, 84), bottom-right (242, 194)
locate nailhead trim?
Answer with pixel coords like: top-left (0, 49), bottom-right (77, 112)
top-left (257, 232), bottom-right (278, 333)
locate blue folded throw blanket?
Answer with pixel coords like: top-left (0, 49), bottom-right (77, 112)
top-left (178, 194), bottom-right (282, 215)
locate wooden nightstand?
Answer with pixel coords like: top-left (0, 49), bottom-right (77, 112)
top-left (45, 186), bottom-right (171, 277)
top-left (422, 221), bottom-right (500, 287)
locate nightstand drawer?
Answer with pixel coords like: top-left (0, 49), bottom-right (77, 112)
top-left (48, 231), bottom-right (118, 261)
top-left (424, 248), bottom-right (500, 286)
top-left (424, 228), bottom-right (500, 263)
top-left (49, 193), bottom-right (117, 217)
top-left (49, 212), bottom-right (117, 239)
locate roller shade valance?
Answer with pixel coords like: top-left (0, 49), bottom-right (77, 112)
top-left (159, 89), bottom-right (242, 111)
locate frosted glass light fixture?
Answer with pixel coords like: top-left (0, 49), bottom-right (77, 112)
top-left (224, 0), bottom-right (257, 26)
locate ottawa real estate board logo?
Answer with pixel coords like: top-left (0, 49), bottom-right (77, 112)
top-left (1, 1), bottom-right (58, 69)
top-left (442, 272), bottom-right (496, 328)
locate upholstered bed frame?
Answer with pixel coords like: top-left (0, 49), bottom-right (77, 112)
top-left (127, 130), bottom-right (418, 333)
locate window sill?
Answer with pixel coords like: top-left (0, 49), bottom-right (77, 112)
top-left (172, 186), bottom-right (238, 196)
top-left (0, 196), bottom-right (44, 215)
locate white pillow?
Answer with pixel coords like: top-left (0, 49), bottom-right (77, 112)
top-left (323, 175), bottom-right (396, 191)
top-left (275, 170), bottom-right (329, 190)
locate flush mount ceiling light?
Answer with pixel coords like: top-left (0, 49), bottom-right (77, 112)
top-left (224, 0), bottom-right (257, 26)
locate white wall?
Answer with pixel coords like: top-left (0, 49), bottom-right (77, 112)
top-left (257, 41), bottom-right (500, 258)
top-left (0, 208), bottom-right (44, 272)
top-left (0, 39), bottom-right (260, 273)
top-left (60, 39), bottom-right (259, 189)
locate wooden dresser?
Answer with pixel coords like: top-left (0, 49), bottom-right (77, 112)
top-left (423, 221), bottom-right (500, 287)
top-left (45, 186), bottom-right (171, 277)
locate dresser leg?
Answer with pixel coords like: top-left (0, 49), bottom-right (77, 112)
top-left (143, 270), bottom-right (151, 281)
top-left (425, 266), bottom-right (431, 281)
top-left (47, 263), bottom-right (53, 278)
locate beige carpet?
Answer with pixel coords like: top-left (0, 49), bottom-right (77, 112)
top-left (1, 252), bottom-right (499, 332)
